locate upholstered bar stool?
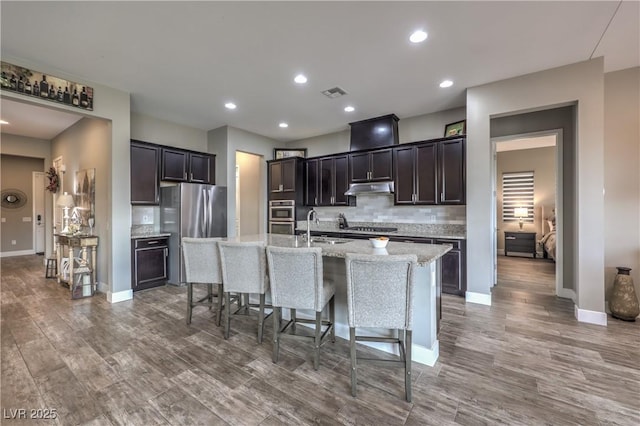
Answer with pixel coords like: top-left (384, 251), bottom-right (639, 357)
top-left (266, 246), bottom-right (335, 370)
top-left (182, 237), bottom-right (223, 326)
top-left (218, 241), bottom-right (271, 343)
top-left (345, 253), bottom-right (417, 402)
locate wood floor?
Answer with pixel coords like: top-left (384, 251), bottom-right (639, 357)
top-left (1, 255), bottom-right (638, 425)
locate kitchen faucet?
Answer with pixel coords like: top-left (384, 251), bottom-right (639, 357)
top-left (306, 208), bottom-right (319, 245)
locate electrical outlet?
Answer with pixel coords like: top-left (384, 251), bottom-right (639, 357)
top-left (11, 240), bottom-right (16, 245)
top-left (142, 215), bottom-right (150, 224)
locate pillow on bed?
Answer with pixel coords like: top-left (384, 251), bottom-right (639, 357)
top-left (547, 220), bottom-right (555, 232)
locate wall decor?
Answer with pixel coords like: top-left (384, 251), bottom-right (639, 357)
top-left (1, 61), bottom-right (94, 111)
top-left (444, 120), bottom-right (466, 137)
top-left (1, 189), bottom-right (27, 209)
top-left (46, 167), bottom-right (60, 193)
top-left (75, 168), bottom-right (96, 228)
top-left (273, 148), bottom-right (307, 160)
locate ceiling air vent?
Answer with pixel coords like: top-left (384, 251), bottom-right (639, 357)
top-left (321, 87), bottom-right (347, 99)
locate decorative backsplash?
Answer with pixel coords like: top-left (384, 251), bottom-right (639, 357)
top-left (309, 194), bottom-right (466, 225)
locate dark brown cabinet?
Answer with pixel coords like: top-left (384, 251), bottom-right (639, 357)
top-left (131, 237), bottom-right (168, 291)
top-left (305, 159), bottom-right (319, 206)
top-left (435, 239), bottom-right (466, 296)
top-left (504, 231), bottom-right (536, 258)
top-left (161, 148), bottom-right (215, 184)
top-left (393, 137), bottom-right (465, 205)
top-left (318, 155), bottom-right (350, 206)
top-left (349, 148), bottom-right (393, 183)
top-left (131, 141), bottom-right (160, 205)
top-left (269, 158), bottom-right (298, 195)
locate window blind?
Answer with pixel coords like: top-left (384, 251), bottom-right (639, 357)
top-left (502, 171), bottom-right (534, 222)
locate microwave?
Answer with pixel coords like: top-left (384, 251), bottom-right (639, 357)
top-left (269, 200), bottom-right (295, 222)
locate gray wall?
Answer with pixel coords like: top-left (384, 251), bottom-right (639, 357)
top-left (236, 151), bottom-right (261, 235)
top-left (492, 107), bottom-right (574, 290)
top-left (496, 146), bottom-right (556, 251)
top-left (131, 112), bottom-right (208, 151)
top-left (604, 67), bottom-right (640, 300)
top-left (468, 58), bottom-right (605, 315)
top-left (0, 155), bottom-right (44, 252)
top-left (52, 118), bottom-right (111, 289)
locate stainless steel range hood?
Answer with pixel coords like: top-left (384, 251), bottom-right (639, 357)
top-left (344, 181), bottom-right (395, 196)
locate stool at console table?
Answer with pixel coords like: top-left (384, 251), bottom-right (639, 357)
top-left (55, 234), bottom-right (99, 293)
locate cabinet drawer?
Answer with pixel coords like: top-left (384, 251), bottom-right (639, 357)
top-left (505, 232), bottom-right (535, 240)
top-left (134, 238), bottom-right (168, 249)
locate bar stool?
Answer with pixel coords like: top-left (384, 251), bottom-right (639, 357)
top-left (182, 237), bottom-right (223, 326)
top-left (345, 253), bottom-right (417, 402)
top-left (45, 257), bottom-right (58, 279)
top-left (218, 241), bottom-right (271, 343)
top-left (266, 246), bottom-right (335, 370)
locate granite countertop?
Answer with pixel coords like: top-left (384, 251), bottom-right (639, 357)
top-left (296, 221), bottom-right (466, 240)
top-left (130, 233), bottom-right (171, 239)
top-left (222, 234), bottom-right (451, 266)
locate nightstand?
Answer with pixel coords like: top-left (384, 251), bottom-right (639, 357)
top-left (504, 231), bottom-right (536, 258)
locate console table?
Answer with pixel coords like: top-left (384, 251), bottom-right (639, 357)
top-left (55, 234), bottom-right (98, 296)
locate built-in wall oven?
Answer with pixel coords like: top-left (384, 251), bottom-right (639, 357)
top-left (269, 200), bottom-right (295, 235)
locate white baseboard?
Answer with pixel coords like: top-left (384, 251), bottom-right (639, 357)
top-left (466, 291), bottom-right (492, 306)
top-left (107, 289), bottom-right (133, 303)
top-left (574, 305), bottom-right (607, 326)
top-left (557, 288), bottom-right (575, 301)
top-left (1, 249), bottom-right (36, 258)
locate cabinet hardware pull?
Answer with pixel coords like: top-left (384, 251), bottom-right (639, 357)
top-left (505, 237), bottom-right (516, 240)
top-left (184, 172), bottom-right (187, 180)
top-left (148, 241), bottom-right (159, 244)
top-left (190, 172), bottom-right (193, 181)
top-left (315, 196), bottom-right (318, 205)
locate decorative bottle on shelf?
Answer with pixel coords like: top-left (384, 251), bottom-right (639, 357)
top-left (33, 80), bottom-right (40, 97)
top-left (17, 76), bottom-right (25, 92)
top-left (0, 71), bottom-right (10, 88)
top-left (72, 88), bottom-right (80, 106)
top-left (40, 75), bottom-right (49, 98)
top-left (63, 87), bottom-right (71, 104)
top-left (609, 267), bottom-right (639, 321)
top-left (80, 87), bottom-right (88, 107)
top-left (56, 86), bottom-right (64, 102)
top-left (48, 84), bottom-right (56, 100)
top-left (10, 74), bottom-right (17, 90)
top-left (25, 79), bottom-right (32, 95)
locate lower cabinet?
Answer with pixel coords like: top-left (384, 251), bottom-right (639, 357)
top-left (132, 237), bottom-right (168, 291)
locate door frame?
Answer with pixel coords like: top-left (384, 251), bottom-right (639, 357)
top-left (491, 129), bottom-right (564, 297)
top-left (32, 171), bottom-right (46, 254)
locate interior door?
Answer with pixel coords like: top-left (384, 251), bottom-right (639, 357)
top-left (33, 171), bottom-right (45, 254)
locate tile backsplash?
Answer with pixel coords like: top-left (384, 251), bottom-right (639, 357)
top-left (310, 194), bottom-right (466, 225)
top-left (131, 206), bottom-right (159, 234)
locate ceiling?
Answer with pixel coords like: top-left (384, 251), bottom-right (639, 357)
top-left (1, 1), bottom-right (638, 142)
top-left (0, 98), bottom-right (83, 140)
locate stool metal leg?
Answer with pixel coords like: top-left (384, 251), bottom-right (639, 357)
top-left (350, 327), bottom-right (357, 397)
top-left (272, 307), bottom-right (280, 363)
top-left (291, 308), bottom-right (296, 333)
top-left (216, 284), bottom-right (223, 327)
top-left (224, 292), bottom-right (231, 339)
top-left (186, 283), bottom-right (193, 325)
top-left (258, 293), bottom-right (265, 344)
top-left (329, 296), bottom-right (336, 343)
top-left (314, 311), bottom-right (322, 370)
top-left (207, 284), bottom-right (213, 310)
top-left (405, 330), bottom-right (412, 402)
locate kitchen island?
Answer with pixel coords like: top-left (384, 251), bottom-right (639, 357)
top-left (222, 233), bottom-right (450, 366)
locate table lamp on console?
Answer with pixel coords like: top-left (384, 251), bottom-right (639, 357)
top-left (514, 207), bottom-right (528, 230)
top-left (57, 192), bottom-right (75, 234)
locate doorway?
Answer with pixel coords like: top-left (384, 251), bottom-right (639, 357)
top-left (32, 171), bottom-right (45, 254)
top-left (491, 131), bottom-right (563, 297)
top-left (235, 151), bottom-right (263, 236)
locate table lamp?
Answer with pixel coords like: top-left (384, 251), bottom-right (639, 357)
top-left (514, 207), bottom-right (528, 230)
top-left (57, 192), bottom-right (75, 234)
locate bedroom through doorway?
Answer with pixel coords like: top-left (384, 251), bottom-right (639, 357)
top-left (491, 132), bottom-right (561, 301)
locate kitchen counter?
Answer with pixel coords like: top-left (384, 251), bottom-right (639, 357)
top-left (223, 233), bottom-right (451, 266)
top-left (131, 233), bottom-right (171, 239)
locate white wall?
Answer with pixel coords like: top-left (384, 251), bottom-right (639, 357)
top-left (496, 146), bottom-right (556, 250)
top-left (285, 107), bottom-right (466, 157)
top-left (52, 118), bottom-right (111, 289)
top-left (131, 112), bottom-right (208, 151)
top-left (2, 54), bottom-right (131, 300)
top-left (604, 67), bottom-right (640, 299)
top-left (208, 126), bottom-right (228, 185)
top-left (236, 151), bottom-right (261, 235)
top-left (467, 58), bottom-right (605, 317)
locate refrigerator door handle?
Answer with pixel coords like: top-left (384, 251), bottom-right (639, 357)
top-left (205, 190), bottom-right (210, 236)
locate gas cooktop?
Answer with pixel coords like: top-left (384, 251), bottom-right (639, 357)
top-left (345, 226), bottom-right (398, 233)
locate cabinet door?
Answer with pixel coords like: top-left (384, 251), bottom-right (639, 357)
top-left (439, 138), bottom-right (465, 204)
top-left (133, 247), bottom-right (167, 290)
top-left (393, 146), bottom-right (415, 205)
top-left (333, 155), bottom-right (350, 205)
top-left (440, 249), bottom-right (463, 296)
top-left (189, 153), bottom-right (214, 184)
top-left (269, 161), bottom-right (283, 193)
top-left (161, 148), bottom-right (188, 181)
top-left (370, 149), bottom-right (393, 181)
top-left (131, 142), bottom-right (159, 205)
top-left (349, 152), bottom-right (370, 183)
top-left (281, 158), bottom-right (296, 192)
top-left (305, 159), bottom-right (319, 206)
top-left (415, 143), bottom-right (438, 204)
top-left (318, 158), bottom-right (334, 206)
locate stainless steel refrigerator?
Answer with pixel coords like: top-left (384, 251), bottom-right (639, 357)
top-left (160, 183), bottom-right (227, 285)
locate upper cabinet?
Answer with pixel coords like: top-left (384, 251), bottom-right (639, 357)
top-left (131, 140), bottom-right (160, 205)
top-left (393, 137), bottom-right (465, 205)
top-left (305, 159), bottom-right (319, 206)
top-left (268, 157), bottom-right (305, 201)
top-left (161, 147), bottom-right (215, 184)
top-left (349, 148), bottom-right (393, 183)
top-left (318, 155), bottom-right (350, 206)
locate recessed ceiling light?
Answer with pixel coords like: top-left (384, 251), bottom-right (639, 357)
top-left (224, 102), bottom-right (237, 110)
top-left (409, 30), bottom-right (428, 43)
top-left (294, 74), bottom-right (307, 84)
top-left (279, 122), bottom-right (288, 128)
top-left (344, 106), bottom-right (355, 112)
top-left (0, 120), bottom-right (9, 125)
top-left (439, 80), bottom-right (453, 88)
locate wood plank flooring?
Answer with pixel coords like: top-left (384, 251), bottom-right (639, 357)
top-left (1, 255), bottom-right (638, 425)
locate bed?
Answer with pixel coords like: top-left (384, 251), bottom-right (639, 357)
top-left (539, 206), bottom-right (556, 261)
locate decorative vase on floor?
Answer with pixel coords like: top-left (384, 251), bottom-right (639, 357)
top-left (609, 267), bottom-right (640, 321)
